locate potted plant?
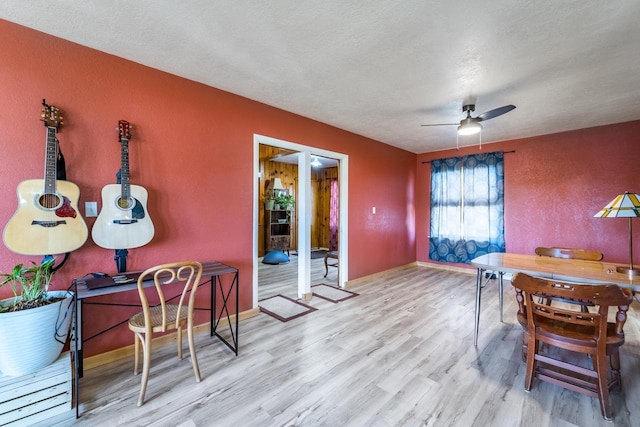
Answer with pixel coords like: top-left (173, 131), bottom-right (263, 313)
top-left (276, 193), bottom-right (295, 211)
top-left (261, 191), bottom-right (276, 210)
top-left (0, 257), bottom-right (74, 376)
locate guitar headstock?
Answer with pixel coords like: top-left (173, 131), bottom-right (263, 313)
top-left (41, 99), bottom-right (63, 129)
top-left (118, 120), bottom-right (132, 141)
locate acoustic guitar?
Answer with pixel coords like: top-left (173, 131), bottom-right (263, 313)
top-left (3, 101), bottom-right (88, 255)
top-left (91, 120), bottom-right (154, 249)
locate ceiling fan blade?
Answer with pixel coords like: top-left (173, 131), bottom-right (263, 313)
top-left (420, 123), bottom-right (458, 127)
top-left (476, 105), bottom-right (516, 121)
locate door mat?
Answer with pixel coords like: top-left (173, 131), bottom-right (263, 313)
top-left (311, 284), bottom-right (359, 303)
top-left (259, 295), bottom-right (317, 322)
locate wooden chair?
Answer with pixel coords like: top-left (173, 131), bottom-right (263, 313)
top-left (535, 246), bottom-right (604, 312)
top-left (128, 261), bottom-right (203, 406)
top-left (534, 246), bottom-right (603, 261)
top-left (511, 272), bottom-right (633, 420)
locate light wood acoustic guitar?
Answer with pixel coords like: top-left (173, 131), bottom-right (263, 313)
top-left (91, 120), bottom-right (154, 249)
top-left (3, 101), bottom-right (88, 255)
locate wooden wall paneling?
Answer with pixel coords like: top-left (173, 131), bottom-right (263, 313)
top-left (258, 145), bottom-right (298, 256)
top-left (311, 173), bottom-right (321, 249)
top-left (258, 144), bottom-right (339, 256)
top-left (311, 167), bottom-right (338, 250)
top-left (319, 174), bottom-right (330, 249)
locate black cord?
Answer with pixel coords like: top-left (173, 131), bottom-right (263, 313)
top-left (53, 290), bottom-right (74, 345)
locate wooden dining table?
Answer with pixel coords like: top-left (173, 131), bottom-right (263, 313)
top-left (470, 252), bottom-right (640, 346)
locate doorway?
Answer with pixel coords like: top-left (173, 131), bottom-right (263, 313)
top-left (253, 135), bottom-right (348, 308)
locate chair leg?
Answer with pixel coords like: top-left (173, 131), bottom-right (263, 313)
top-left (177, 326), bottom-right (183, 360)
top-left (609, 349), bottom-right (622, 391)
top-left (594, 349), bottom-right (612, 420)
top-left (187, 323), bottom-right (201, 382)
top-left (324, 256), bottom-right (328, 277)
top-left (524, 337), bottom-right (538, 391)
top-left (138, 333), bottom-right (152, 407)
top-left (133, 333), bottom-right (141, 375)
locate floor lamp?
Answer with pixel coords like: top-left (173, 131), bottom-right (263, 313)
top-left (594, 191), bottom-right (640, 276)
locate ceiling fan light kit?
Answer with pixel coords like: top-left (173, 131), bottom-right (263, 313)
top-left (310, 157), bottom-right (322, 168)
top-left (457, 119), bottom-right (482, 136)
top-left (422, 102), bottom-right (516, 140)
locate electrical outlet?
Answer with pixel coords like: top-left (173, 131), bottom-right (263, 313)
top-left (85, 201), bottom-right (98, 217)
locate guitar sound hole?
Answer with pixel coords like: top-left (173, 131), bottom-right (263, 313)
top-left (38, 193), bottom-right (61, 210)
top-left (117, 197), bottom-right (134, 210)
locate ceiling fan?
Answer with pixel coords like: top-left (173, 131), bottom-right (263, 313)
top-left (421, 103), bottom-right (516, 135)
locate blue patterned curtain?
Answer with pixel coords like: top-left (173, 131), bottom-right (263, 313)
top-left (429, 151), bottom-right (505, 263)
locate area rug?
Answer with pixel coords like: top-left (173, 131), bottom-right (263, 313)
top-left (259, 295), bottom-right (317, 322)
top-left (311, 284), bottom-right (359, 303)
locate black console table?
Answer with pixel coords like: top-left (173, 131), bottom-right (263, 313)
top-left (71, 261), bottom-right (239, 417)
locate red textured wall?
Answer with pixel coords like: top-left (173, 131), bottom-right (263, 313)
top-left (0, 19), bottom-right (416, 356)
top-left (416, 121), bottom-right (640, 268)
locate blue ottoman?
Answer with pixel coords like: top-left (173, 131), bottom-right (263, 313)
top-left (262, 251), bottom-right (290, 265)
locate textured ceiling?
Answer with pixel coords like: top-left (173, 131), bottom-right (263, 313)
top-left (3, 1), bottom-right (640, 153)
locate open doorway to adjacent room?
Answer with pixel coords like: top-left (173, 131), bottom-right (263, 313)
top-left (253, 135), bottom-right (348, 307)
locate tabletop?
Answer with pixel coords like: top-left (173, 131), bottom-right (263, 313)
top-left (74, 261), bottom-right (238, 299)
top-left (471, 252), bottom-right (640, 291)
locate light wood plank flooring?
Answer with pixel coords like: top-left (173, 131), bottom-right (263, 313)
top-left (258, 252), bottom-right (338, 300)
top-left (49, 265), bottom-right (640, 426)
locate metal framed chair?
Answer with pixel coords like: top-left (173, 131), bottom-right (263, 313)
top-left (128, 261), bottom-right (203, 406)
top-left (324, 251), bottom-right (339, 277)
top-left (511, 272), bottom-right (632, 420)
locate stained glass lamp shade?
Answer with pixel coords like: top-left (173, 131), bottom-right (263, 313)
top-left (594, 192), bottom-right (640, 276)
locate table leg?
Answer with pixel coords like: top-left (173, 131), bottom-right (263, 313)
top-left (474, 268), bottom-right (484, 347)
top-left (73, 292), bottom-right (80, 418)
top-left (499, 271), bottom-right (504, 323)
top-left (209, 275), bottom-right (214, 336)
top-left (212, 272), bottom-right (239, 355)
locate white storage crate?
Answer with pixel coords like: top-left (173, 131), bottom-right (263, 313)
top-left (0, 352), bottom-right (71, 426)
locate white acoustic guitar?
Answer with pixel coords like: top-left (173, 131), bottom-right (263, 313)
top-left (91, 120), bottom-right (154, 249)
top-left (3, 101), bottom-right (88, 255)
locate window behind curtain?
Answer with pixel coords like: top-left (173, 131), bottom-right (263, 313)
top-left (429, 151), bottom-right (505, 263)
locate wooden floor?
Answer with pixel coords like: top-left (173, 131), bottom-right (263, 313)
top-left (50, 265), bottom-right (640, 426)
top-left (258, 252), bottom-right (338, 300)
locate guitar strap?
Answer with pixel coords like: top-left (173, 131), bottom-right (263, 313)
top-left (113, 168), bottom-right (129, 273)
top-left (49, 137), bottom-right (71, 271)
top-left (56, 138), bottom-right (66, 180)
top-left (44, 252), bottom-right (70, 273)
top-left (114, 249), bottom-right (128, 273)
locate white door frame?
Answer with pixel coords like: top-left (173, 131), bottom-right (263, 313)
top-left (253, 134), bottom-right (349, 307)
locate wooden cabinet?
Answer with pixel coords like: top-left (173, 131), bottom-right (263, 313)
top-left (265, 210), bottom-right (290, 252)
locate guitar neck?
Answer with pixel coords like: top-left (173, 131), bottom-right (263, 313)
top-left (44, 126), bottom-right (58, 193)
top-left (120, 138), bottom-right (130, 199)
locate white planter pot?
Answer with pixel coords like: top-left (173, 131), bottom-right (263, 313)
top-left (0, 290), bottom-right (74, 376)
